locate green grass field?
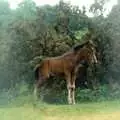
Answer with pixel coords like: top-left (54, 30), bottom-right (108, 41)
top-left (0, 100), bottom-right (120, 120)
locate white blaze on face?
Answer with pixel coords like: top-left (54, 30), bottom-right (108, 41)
top-left (91, 47), bottom-right (98, 64)
top-left (93, 53), bottom-right (98, 64)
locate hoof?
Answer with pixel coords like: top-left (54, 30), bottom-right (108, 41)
top-left (68, 102), bottom-right (75, 105)
top-left (73, 102), bottom-right (76, 105)
top-left (68, 101), bottom-right (72, 105)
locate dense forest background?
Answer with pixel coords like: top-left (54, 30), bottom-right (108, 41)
top-left (0, 0), bottom-right (120, 103)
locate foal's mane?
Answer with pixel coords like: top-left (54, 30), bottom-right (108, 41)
top-left (73, 39), bottom-right (96, 52)
top-left (73, 41), bottom-right (89, 52)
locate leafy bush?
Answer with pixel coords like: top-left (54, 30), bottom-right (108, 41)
top-left (76, 85), bottom-right (120, 103)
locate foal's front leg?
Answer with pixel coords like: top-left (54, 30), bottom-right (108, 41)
top-left (66, 75), bottom-right (72, 104)
top-left (71, 75), bottom-right (76, 104)
top-left (67, 84), bottom-right (72, 104)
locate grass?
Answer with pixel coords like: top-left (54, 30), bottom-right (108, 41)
top-left (0, 100), bottom-right (120, 120)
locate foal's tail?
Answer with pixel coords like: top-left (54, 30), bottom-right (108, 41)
top-left (34, 60), bottom-right (49, 81)
top-left (34, 64), bottom-right (41, 81)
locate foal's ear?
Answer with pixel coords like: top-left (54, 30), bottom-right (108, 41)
top-left (88, 40), bottom-right (97, 47)
top-left (88, 40), bottom-right (93, 43)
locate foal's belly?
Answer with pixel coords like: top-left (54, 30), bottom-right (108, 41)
top-left (50, 64), bottom-right (63, 74)
top-left (49, 59), bottom-right (64, 74)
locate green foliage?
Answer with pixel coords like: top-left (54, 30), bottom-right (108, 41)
top-left (0, 0), bottom-right (90, 89)
top-left (0, 82), bottom-right (35, 106)
top-left (1, 84), bottom-right (120, 106)
top-left (76, 85), bottom-right (120, 102)
top-left (0, 0), bottom-right (120, 103)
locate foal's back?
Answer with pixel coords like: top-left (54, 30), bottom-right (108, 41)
top-left (40, 50), bottom-right (76, 76)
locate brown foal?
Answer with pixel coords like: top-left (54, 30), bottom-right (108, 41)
top-left (34, 40), bottom-right (98, 104)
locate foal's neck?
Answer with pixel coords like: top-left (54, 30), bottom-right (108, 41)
top-left (74, 51), bottom-right (85, 66)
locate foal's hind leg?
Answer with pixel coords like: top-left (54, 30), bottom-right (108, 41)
top-left (34, 79), bottom-right (43, 100)
top-left (34, 75), bottom-right (49, 100)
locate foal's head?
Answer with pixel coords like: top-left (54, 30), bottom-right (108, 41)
top-left (86, 44), bottom-right (98, 64)
top-left (74, 40), bottom-right (98, 65)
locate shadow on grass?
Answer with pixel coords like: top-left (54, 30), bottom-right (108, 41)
top-left (0, 93), bottom-right (68, 109)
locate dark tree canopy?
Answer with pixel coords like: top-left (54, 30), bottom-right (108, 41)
top-left (0, 0), bottom-right (119, 98)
